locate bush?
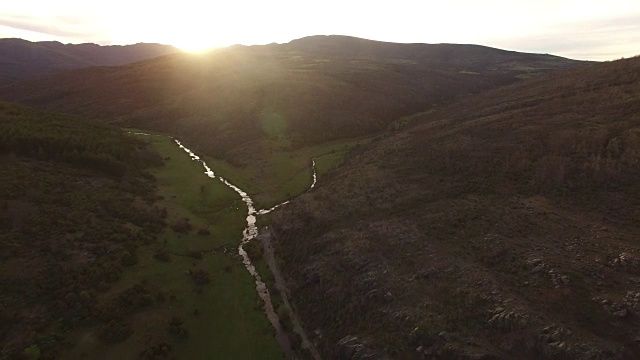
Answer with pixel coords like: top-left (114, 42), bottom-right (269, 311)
top-left (189, 269), bottom-right (210, 286)
top-left (23, 345), bottom-right (41, 360)
top-left (98, 320), bottom-right (132, 343)
top-left (154, 248), bottom-right (171, 262)
top-left (140, 341), bottom-right (172, 359)
top-left (169, 317), bottom-right (189, 339)
top-left (171, 218), bottom-right (192, 233)
top-left (120, 251), bottom-right (138, 266)
top-left (197, 228), bottom-right (210, 236)
top-left (187, 250), bottom-right (203, 260)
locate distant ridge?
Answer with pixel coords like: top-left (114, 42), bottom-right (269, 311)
top-left (0, 38), bottom-right (180, 85)
top-left (276, 35), bottom-right (583, 71)
top-left (0, 35), bottom-right (587, 163)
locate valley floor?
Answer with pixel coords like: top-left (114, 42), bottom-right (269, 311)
top-left (66, 134), bottom-right (284, 359)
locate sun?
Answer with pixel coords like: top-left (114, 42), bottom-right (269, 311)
top-left (174, 40), bottom-right (217, 53)
top-left (104, 2), bottom-right (242, 53)
top-left (162, 30), bottom-right (222, 53)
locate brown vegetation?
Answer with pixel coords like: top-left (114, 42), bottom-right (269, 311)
top-left (272, 56), bottom-right (640, 359)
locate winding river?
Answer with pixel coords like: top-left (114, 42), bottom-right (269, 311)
top-left (172, 139), bottom-right (319, 359)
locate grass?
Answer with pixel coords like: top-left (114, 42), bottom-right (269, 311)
top-left (206, 136), bottom-right (372, 209)
top-left (66, 134), bottom-right (283, 360)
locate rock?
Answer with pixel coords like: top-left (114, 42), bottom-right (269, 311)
top-left (539, 325), bottom-right (570, 344)
top-left (612, 309), bottom-right (627, 318)
top-left (488, 309), bottom-right (529, 331)
top-left (530, 264), bottom-right (546, 274)
top-left (408, 327), bottom-right (421, 344)
top-left (623, 291), bottom-right (640, 311)
top-left (611, 252), bottom-right (639, 268)
top-left (335, 335), bottom-right (382, 360)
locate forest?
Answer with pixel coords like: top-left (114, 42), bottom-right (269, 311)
top-left (0, 102), bottom-right (167, 358)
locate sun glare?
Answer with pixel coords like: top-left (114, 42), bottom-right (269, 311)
top-left (175, 40), bottom-right (216, 53)
top-left (160, 28), bottom-right (222, 53)
top-left (102, 3), bottom-right (234, 53)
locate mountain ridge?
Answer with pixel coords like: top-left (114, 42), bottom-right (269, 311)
top-left (0, 36), bottom-right (587, 164)
top-left (0, 38), bottom-right (180, 85)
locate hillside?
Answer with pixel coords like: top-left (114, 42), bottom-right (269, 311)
top-left (0, 38), bottom-right (180, 85)
top-left (0, 36), bottom-right (585, 203)
top-left (0, 103), bottom-right (168, 358)
top-left (271, 56), bottom-right (640, 359)
top-left (280, 35), bottom-right (578, 74)
top-left (0, 103), bottom-right (287, 359)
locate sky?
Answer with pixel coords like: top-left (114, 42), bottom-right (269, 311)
top-left (1, 1), bottom-right (639, 60)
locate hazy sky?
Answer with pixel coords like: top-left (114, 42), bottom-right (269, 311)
top-left (1, 1), bottom-right (639, 60)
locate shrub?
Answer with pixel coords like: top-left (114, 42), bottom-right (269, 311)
top-left (120, 251), bottom-right (138, 266)
top-left (154, 248), bottom-right (170, 262)
top-left (169, 317), bottom-right (189, 339)
top-left (189, 269), bottom-right (210, 286)
top-left (197, 228), bottom-right (210, 236)
top-left (187, 250), bottom-right (203, 259)
top-left (171, 218), bottom-right (192, 233)
top-left (98, 320), bottom-right (132, 343)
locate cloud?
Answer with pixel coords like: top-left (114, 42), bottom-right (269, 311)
top-left (0, 14), bottom-right (98, 41)
top-left (485, 15), bottom-right (640, 60)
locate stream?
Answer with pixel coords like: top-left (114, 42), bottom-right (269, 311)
top-left (172, 139), bottom-right (320, 359)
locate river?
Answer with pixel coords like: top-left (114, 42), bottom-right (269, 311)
top-left (172, 139), bottom-right (320, 359)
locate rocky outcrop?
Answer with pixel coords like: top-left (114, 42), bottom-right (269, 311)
top-left (611, 253), bottom-right (639, 269)
top-left (335, 336), bottom-right (383, 360)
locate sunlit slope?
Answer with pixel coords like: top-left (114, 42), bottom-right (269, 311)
top-left (271, 56), bottom-right (640, 358)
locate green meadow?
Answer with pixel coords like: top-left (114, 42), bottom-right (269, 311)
top-left (67, 134), bottom-right (283, 359)
top-left (206, 136), bottom-right (373, 210)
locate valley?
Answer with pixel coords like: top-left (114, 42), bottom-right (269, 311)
top-left (1, 35), bottom-right (639, 359)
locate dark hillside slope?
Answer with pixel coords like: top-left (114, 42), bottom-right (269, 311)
top-left (272, 56), bottom-right (640, 359)
top-left (0, 36), bottom-right (584, 164)
top-left (0, 38), bottom-right (179, 85)
top-left (0, 103), bottom-right (165, 358)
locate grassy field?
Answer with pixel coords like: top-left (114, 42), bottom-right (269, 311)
top-left (66, 134), bottom-right (283, 359)
top-left (206, 136), bottom-right (373, 210)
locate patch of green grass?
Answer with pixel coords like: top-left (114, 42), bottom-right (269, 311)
top-left (207, 136), bottom-right (372, 209)
top-left (67, 133), bottom-right (283, 360)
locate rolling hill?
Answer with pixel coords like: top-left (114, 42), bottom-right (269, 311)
top-left (271, 56), bottom-right (640, 359)
top-left (279, 35), bottom-right (578, 74)
top-left (0, 38), bottom-right (180, 85)
top-left (0, 36), bottom-right (584, 171)
top-left (1, 34), bottom-right (635, 359)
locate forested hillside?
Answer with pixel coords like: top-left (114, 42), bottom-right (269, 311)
top-left (0, 103), bottom-right (166, 358)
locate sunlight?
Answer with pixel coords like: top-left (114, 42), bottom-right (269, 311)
top-left (173, 38), bottom-right (217, 53)
top-left (102, 2), bottom-right (234, 52)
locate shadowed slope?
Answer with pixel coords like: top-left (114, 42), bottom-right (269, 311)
top-left (271, 56), bottom-right (640, 359)
top-left (0, 38), bottom-right (180, 85)
top-left (0, 36), bottom-right (585, 165)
